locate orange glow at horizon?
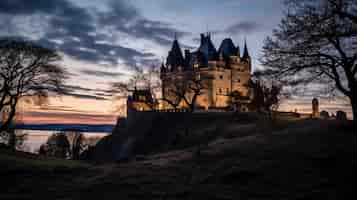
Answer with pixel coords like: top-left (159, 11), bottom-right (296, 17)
top-left (20, 115), bottom-right (116, 125)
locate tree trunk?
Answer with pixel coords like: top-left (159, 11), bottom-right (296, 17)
top-left (0, 105), bottom-right (16, 133)
top-left (350, 92), bottom-right (357, 122)
top-left (0, 98), bottom-right (18, 148)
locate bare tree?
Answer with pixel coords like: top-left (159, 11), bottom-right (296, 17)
top-left (248, 79), bottom-right (282, 114)
top-left (260, 0), bottom-right (357, 121)
top-left (39, 132), bottom-right (70, 158)
top-left (163, 71), bottom-right (207, 111)
top-left (66, 129), bottom-right (86, 160)
top-left (111, 65), bottom-right (159, 112)
top-left (0, 39), bottom-right (66, 148)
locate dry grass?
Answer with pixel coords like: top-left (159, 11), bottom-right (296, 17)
top-left (1, 119), bottom-right (357, 199)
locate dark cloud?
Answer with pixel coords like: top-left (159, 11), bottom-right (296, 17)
top-left (80, 69), bottom-right (125, 77)
top-left (0, 0), bottom-right (61, 15)
top-left (61, 84), bottom-right (112, 100)
top-left (62, 91), bottom-right (108, 100)
top-left (63, 84), bottom-right (112, 93)
top-left (98, 0), bottom-right (190, 47)
top-left (0, 0), bottom-right (187, 66)
top-left (225, 21), bottom-right (262, 35)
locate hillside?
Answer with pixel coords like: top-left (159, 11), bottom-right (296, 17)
top-left (1, 119), bottom-right (357, 199)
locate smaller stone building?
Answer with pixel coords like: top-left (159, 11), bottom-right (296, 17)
top-left (127, 88), bottom-right (155, 113)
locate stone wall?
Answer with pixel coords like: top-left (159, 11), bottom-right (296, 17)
top-left (94, 108), bottom-right (258, 161)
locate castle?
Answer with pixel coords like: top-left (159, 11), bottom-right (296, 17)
top-left (160, 33), bottom-right (252, 110)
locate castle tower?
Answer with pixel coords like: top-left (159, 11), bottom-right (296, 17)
top-left (166, 38), bottom-right (184, 71)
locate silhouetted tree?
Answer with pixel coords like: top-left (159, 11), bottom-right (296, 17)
top-left (227, 90), bottom-right (245, 112)
top-left (248, 79), bottom-right (282, 113)
top-left (0, 39), bottom-right (66, 147)
top-left (66, 129), bottom-right (86, 160)
top-left (260, 0), bottom-right (357, 121)
top-left (40, 132), bottom-right (70, 158)
top-left (111, 65), bottom-right (159, 113)
top-left (163, 71), bottom-right (207, 111)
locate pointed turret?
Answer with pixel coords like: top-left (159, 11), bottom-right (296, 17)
top-left (166, 38), bottom-right (184, 71)
top-left (242, 39), bottom-right (250, 60)
top-left (197, 33), bottom-right (217, 64)
top-left (218, 38), bottom-right (236, 59)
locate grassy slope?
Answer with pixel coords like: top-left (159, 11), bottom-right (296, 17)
top-left (1, 119), bottom-right (357, 199)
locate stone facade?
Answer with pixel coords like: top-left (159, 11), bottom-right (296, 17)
top-left (160, 33), bottom-right (252, 110)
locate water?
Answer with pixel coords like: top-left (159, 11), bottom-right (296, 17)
top-left (14, 130), bottom-right (109, 153)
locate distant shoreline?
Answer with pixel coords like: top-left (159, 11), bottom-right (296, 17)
top-left (14, 123), bottom-right (114, 133)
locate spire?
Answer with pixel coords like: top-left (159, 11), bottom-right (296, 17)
top-left (242, 38), bottom-right (250, 60)
top-left (166, 37), bottom-right (184, 71)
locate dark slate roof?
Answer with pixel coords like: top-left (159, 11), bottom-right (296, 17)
top-left (218, 38), bottom-right (237, 59)
top-left (166, 39), bottom-right (184, 71)
top-left (196, 33), bottom-right (218, 65)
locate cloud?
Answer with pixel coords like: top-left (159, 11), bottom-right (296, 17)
top-left (61, 84), bottom-right (112, 100)
top-left (62, 91), bottom-right (108, 100)
top-left (0, 0), bottom-right (60, 15)
top-left (80, 69), bottom-right (126, 77)
top-left (98, 0), bottom-right (189, 47)
top-left (225, 21), bottom-right (262, 35)
top-left (0, 0), bottom-right (188, 67)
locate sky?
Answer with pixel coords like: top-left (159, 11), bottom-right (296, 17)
top-left (0, 0), bottom-right (352, 124)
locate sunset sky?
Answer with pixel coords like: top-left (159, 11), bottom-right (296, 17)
top-left (0, 0), bottom-right (352, 124)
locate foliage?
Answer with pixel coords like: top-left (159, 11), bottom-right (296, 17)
top-left (227, 90), bottom-right (245, 112)
top-left (260, 0), bottom-right (357, 120)
top-left (248, 79), bottom-right (282, 113)
top-left (66, 130), bottom-right (86, 160)
top-left (39, 130), bottom-right (98, 160)
top-left (39, 132), bottom-right (70, 158)
top-left (0, 128), bottom-right (27, 150)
